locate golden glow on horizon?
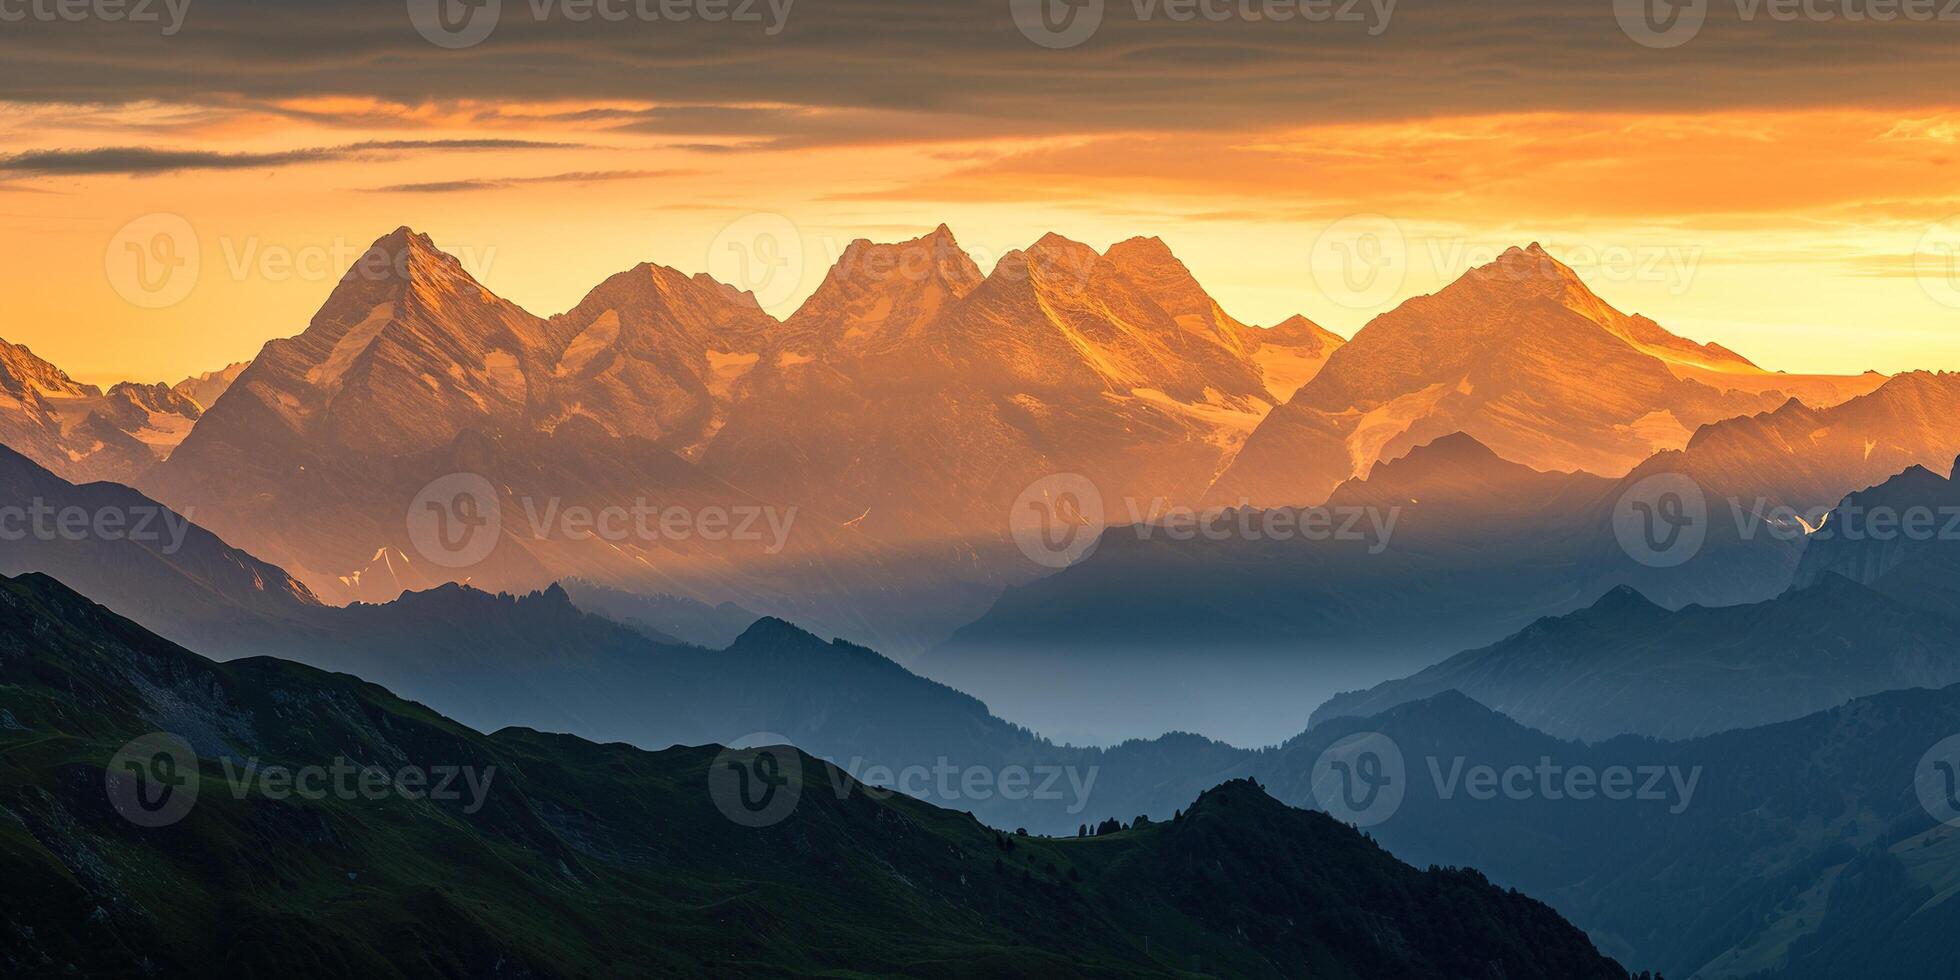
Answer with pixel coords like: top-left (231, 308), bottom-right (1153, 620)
top-left (2, 99), bottom-right (1958, 384)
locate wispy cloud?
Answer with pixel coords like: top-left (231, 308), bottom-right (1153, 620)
top-left (365, 169), bottom-right (693, 193)
top-left (842, 111), bottom-right (1960, 229)
top-left (0, 139), bottom-right (580, 176)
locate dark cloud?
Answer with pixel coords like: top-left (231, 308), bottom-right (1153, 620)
top-left (0, 140), bottom-right (580, 175)
top-left (0, 0), bottom-right (1955, 140)
top-left (663, 142), bottom-right (766, 154)
top-left (345, 139), bottom-right (582, 150)
top-left (364, 168), bottom-right (693, 192)
top-left (0, 146), bottom-right (341, 174)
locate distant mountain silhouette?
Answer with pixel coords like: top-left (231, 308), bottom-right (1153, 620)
top-left (1658, 372), bottom-right (1960, 516)
top-left (0, 443), bottom-right (320, 649)
top-left (1792, 452), bottom-right (1960, 622)
top-left (277, 583), bottom-right (1056, 777)
top-left (168, 360), bottom-right (247, 411)
top-left (928, 432), bottom-right (1642, 744)
top-left (1260, 686), bottom-right (1960, 979)
top-left (558, 577), bottom-right (760, 647)
top-left (1312, 575), bottom-right (1960, 740)
top-left (863, 681), bottom-right (1960, 979)
top-left (0, 447), bottom-right (1097, 822)
top-left (934, 382), bottom-right (1960, 745)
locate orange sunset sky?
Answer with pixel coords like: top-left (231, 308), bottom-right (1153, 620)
top-left (1, 1), bottom-right (1958, 384)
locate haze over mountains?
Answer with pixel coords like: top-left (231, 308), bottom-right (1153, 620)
top-left (1312, 574), bottom-right (1960, 741)
top-left (941, 364), bottom-right (1960, 743)
top-left (8, 221), bottom-right (1954, 745)
top-left (41, 231), bottom-right (1262, 653)
top-left (1794, 456), bottom-right (1960, 621)
top-left (104, 227), bottom-right (1360, 653)
top-left (12, 543), bottom-right (1959, 977)
top-left (1270, 686), bottom-right (1960, 980)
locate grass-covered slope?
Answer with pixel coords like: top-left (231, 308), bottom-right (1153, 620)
top-left (0, 572), bottom-right (1628, 978)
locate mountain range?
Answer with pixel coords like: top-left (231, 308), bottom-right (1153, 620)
top-left (0, 570), bottom-right (1634, 979)
top-left (0, 442), bottom-right (320, 652)
top-left (555, 576), bottom-right (761, 647)
top-left (0, 441), bottom-right (1121, 835)
top-left (21, 544), bottom-right (1960, 976)
top-left (1266, 686), bottom-right (1960, 979)
top-left (1791, 450), bottom-right (1960, 622)
top-left (0, 339), bottom-right (242, 486)
top-left (10, 393), bottom-right (1960, 976)
top-left (16, 336), bottom-right (1939, 752)
top-left (4, 224), bottom-right (1897, 664)
top-left (1311, 574), bottom-right (1960, 740)
top-left (9, 224), bottom-right (1953, 747)
top-left (114, 227), bottom-right (1346, 654)
top-left (1209, 244), bottom-right (1884, 507)
top-left (936, 366), bottom-right (1960, 744)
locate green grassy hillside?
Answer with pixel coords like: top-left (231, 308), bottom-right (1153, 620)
top-left (0, 572), bottom-right (1629, 978)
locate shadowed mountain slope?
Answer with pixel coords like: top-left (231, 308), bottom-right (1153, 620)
top-left (0, 571), bottom-right (1631, 979)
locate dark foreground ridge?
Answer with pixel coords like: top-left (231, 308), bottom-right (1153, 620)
top-left (0, 571), bottom-right (1629, 978)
